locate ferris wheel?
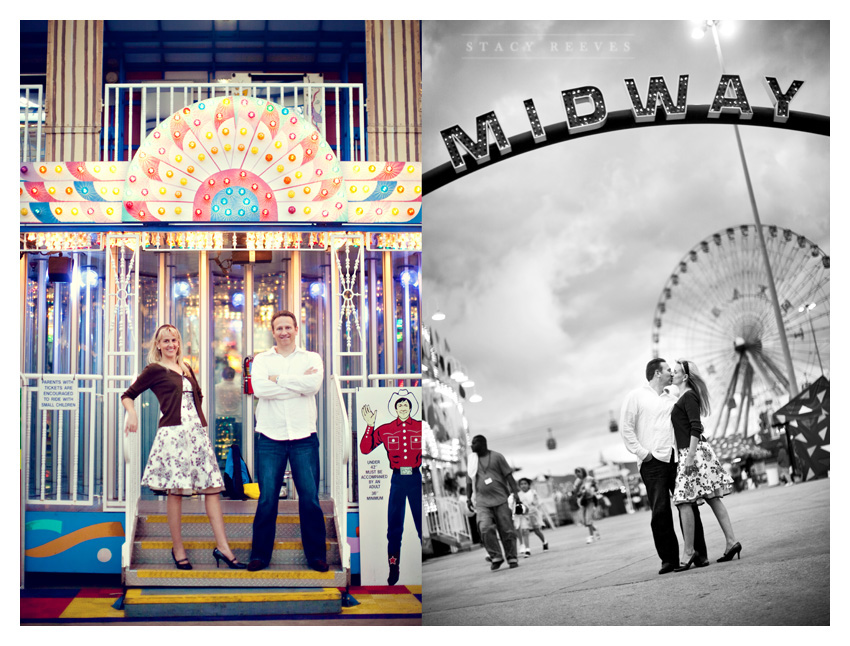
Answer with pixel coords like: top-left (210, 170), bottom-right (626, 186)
top-left (652, 224), bottom-right (830, 439)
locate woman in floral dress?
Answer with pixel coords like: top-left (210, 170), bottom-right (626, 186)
top-left (122, 324), bottom-right (245, 570)
top-left (670, 359), bottom-right (741, 570)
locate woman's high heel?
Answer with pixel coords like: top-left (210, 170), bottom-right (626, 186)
top-left (717, 542), bottom-right (742, 562)
top-left (171, 548), bottom-right (192, 570)
top-left (213, 547), bottom-right (247, 569)
top-left (674, 553), bottom-right (699, 572)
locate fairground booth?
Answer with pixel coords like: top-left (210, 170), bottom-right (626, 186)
top-left (20, 20), bottom-right (421, 612)
top-left (421, 324), bottom-right (475, 557)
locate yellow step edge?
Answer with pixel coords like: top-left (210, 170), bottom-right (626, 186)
top-left (135, 569), bottom-right (338, 580)
top-left (138, 540), bottom-right (336, 550)
top-left (145, 515), bottom-right (308, 524)
top-left (124, 588), bottom-right (340, 604)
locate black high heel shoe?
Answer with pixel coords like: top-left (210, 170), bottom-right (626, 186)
top-left (213, 547), bottom-right (247, 569)
top-left (171, 548), bottom-right (192, 570)
top-left (674, 553), bottom-right (699, 572)
top-left (716, 542), bottom-right (742, 562)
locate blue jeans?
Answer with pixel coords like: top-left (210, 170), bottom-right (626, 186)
top-left (387, 467), bottom-right (422, 555)
top-left (250, 433), bottom-right (326, 565)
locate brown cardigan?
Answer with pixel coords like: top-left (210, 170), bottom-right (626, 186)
top-left (121, 362), bottom-right (207, 428)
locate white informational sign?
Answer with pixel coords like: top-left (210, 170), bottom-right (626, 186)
top-left (356, 386), bottom-right (422, 586)
top-left (39, 376), bottom-right (78, 410)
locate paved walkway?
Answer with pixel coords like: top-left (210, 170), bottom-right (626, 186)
top-left (423, 478), bottom-right (829, 625)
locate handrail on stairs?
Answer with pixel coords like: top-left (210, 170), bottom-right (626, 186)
top-left (329, 375), bottom-right (351, 575)
top-left (122, 402), bottom-right (141, 580)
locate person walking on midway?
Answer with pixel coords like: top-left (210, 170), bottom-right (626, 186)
top-left (247, 310), bottom-right (328, 573)
top-left (620, 358), bottom-right (709, 574)
top-left (574, 467), bottom-right (601, 544)
top-left (122, 324), bottom-right (245, 570)
top-left (465, 435), bottom-right (521, 570)
top-left (669, 359), bottom-right (741, 570)
top-left (513, 477), bottom-right (548, 556)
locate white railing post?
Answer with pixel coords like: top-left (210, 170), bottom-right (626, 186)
top-left (122, 404), bottom-right (140, 576)
top-left (330, 376), bottom-right (351, 572)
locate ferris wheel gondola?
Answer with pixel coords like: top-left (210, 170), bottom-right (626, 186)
top-left (652, 224), bottom-right (829, 439)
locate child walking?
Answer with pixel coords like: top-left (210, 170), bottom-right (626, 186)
top-left (574, 467), bottom-right (601, 544)
top-left (512, 478), bottom-right (549, 556)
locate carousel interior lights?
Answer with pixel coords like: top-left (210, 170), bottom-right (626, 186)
top-left (372, 233), bottom-right (422, 251)
top-left (21, 231), bottom-right (102, 252)
top-left (173, 281), bottom-right (191, 298)
top-left (309, 282), bottom-right (325, 299)
top-left (82, 266), bottom-right (99, 287)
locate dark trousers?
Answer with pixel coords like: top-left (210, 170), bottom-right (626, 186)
top-left (387, 467), bottom-right (422, 555)
top-left (250, 433), bottom-right (326, 565)
top-left (476, 502), bottom-right (518, 564)
top-left (639, 451), bottom-right (707, 565)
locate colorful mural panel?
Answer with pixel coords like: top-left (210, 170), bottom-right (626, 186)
top-left (25, 512), bottom-right (125, 574)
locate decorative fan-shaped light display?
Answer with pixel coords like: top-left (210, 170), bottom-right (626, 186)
top-left (123, 96), bottom-right (347, 223)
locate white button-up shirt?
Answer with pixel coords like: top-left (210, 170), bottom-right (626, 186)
top-left (250, 346), bottom-right (323, 441)
top-left (619, 384), bottom-right (677, 463)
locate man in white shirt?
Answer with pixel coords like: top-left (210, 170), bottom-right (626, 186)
top-left (247, 310), bottom-right (328, 573)
top-left (620, 358), bottom-right (707, 574)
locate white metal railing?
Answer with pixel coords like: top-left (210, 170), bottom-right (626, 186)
top-left (102, 82), bottom-right (365, 163)
top-left (329, 375), bottom-right (352, 572)
top-left (425, 495), bottom-right (472, 546)
top-left (20, 85), bottom-right (44, 163)
top-left (20, 373), bottom-right (103, 505)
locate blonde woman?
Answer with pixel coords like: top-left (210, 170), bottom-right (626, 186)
top-left (122, 324), bottom-right (245, 570)
top-left (670, 359), bottom-right (740, 571)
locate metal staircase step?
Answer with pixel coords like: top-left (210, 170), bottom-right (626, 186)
top-left (125, 562), bottom-right (347, 588)
top-left (135, 514), bottom-right (338, 540)
top-left (132, 539), bottom-right (341, 566)
top-left (137, 498), bottom-right (336, 514)
top-left (123, 586), bottom-right (342, 618)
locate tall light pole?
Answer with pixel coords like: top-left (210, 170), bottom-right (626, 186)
top-left (798, 302), bottom-right (824, 377)
top-left (692, 20), bottom-right (799, 399)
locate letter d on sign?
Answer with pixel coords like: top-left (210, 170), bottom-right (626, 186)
top-left (562, 86), bottom-right (608, 134)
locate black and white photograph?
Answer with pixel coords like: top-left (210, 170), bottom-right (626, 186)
top-left (420, 20), bottom-right (830, 626)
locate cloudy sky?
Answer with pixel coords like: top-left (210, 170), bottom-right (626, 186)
top-left (421, 20), bottom-right (830, 479)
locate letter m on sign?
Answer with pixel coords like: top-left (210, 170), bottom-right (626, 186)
top-left (441, 111), bottom-right (512, 173)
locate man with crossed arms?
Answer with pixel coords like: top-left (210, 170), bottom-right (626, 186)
top-left (248, 310), bottom-right (328, 573)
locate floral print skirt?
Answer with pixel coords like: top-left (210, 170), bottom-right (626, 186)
top-left (141, 387), bottom-right (224, 496)
top-left (673, 440), bottom-right (733, 506)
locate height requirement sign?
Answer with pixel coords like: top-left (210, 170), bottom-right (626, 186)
top-left (357, 387), bottom-right (422, 586)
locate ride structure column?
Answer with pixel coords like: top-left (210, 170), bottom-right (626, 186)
top-left (45, 20), bottom-right (104, 161)
top-left (365, 20), bottom-right (422, 163)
